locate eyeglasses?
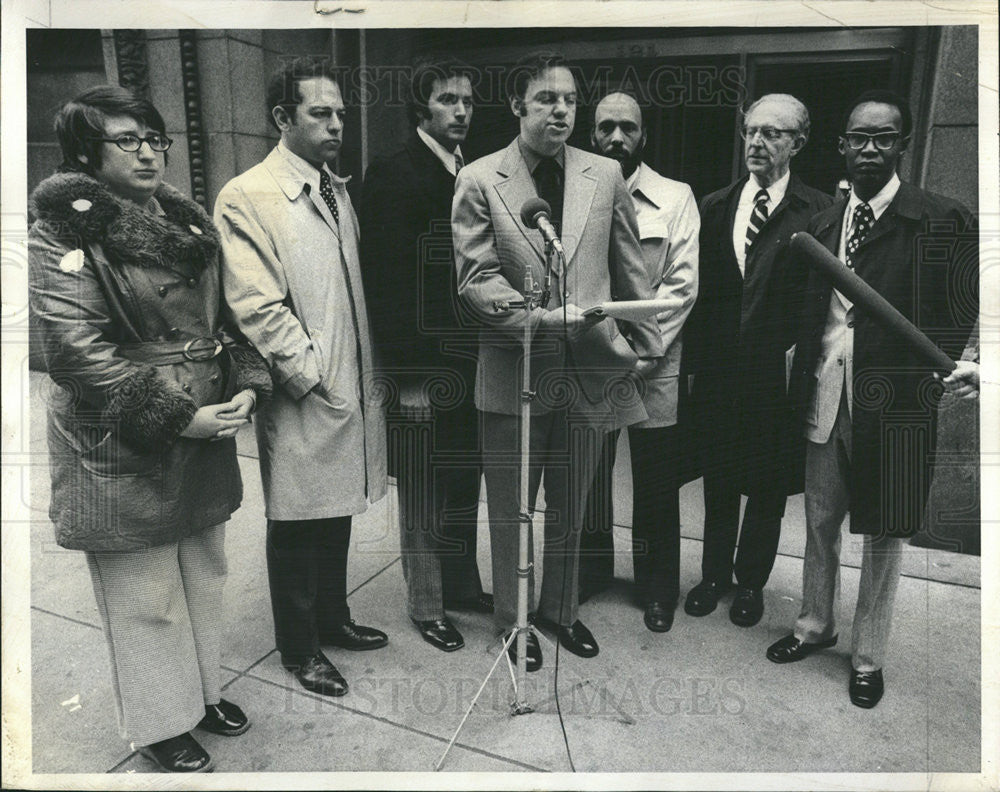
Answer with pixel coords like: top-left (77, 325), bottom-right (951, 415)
top-left (740, 126), bottom-right (798, 142)
top-left (842, 131), bottom-right (901, 151)
top-left (90, 133), bottom-right (173, 152)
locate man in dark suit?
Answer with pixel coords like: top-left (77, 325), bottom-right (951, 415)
top-left (683, 93), bottom-right (833, 627)
top-left (766, 89), bottom-right (978, 708)
top-left (451, 52), bottom-right (663, 670)
top-left (360, 58), bottom-right (490, 653)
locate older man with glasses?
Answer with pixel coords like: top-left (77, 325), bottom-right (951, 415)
top-left (682, 93), bottom-right (833, 628)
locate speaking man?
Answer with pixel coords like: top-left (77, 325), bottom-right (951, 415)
top-left (216, 57), bottom-right (389, 697)
top-left (581, 91), bottom-right (699, 632)
top-left (767, 90), bottom-right (978, 708)
top-left (360, 57), bottom-right (491, 653)
top-left (451, 52), bottom-right (663, 670)
top-left (683, 93), bottom-right (833, 627)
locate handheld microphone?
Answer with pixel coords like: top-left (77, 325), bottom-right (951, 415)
top-left (520, 198), bottom-right (565, 258)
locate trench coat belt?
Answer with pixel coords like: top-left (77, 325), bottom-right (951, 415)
top-left (118, 333), bottom-right (226, 366)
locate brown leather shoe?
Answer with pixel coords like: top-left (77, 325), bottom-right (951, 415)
top-left (138, 732), bottom-right (213, 773)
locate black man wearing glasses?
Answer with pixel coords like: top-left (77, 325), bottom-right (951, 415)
top-left (767, 90), bottom-right (978, 709)
top-left (682, 93), bottom-right (832, 628)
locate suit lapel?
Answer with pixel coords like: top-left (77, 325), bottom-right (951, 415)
top-left (494, 141), bottom-right (546, 264)
top-left (560, 147), bottom-right (597, 267)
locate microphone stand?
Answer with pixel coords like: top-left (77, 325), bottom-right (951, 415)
top-left (436, 239), bottom-right (564, 770)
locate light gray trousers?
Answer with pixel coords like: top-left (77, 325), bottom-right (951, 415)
top-left (795, 400), bottom-right (903, 671)
top-left (87, 524), bottom-right (227, 747)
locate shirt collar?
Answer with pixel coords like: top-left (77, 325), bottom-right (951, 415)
top-left (748, 168), bottom-right (791, 207)
top-left (848, 172), bottom-right (901, 222)
top-left (518, 137), bottom-right (565, 174)
top-left (276, 140), bottom-right (337, 194)
top-left (416, 126), bottom-right (463, 177)
top-left (626, 163), bottom-right (662, 209)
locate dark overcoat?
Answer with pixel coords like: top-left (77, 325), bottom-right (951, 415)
top-left (788, 181), bottom-right (978, 537)
top-left (359, 134), bottom-right (479, 475)
top-left (683, 174), bottom-right (833, 493)
top-left (29, 172), bottom-right (271, 551)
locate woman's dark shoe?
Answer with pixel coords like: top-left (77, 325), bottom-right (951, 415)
top-left (197, 699), bottom-right (250, 736)
top-left (138, 732), bottom-right (213, 773)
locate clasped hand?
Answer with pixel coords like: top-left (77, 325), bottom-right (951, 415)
top-left (180, 389), bottom-right (256, 440)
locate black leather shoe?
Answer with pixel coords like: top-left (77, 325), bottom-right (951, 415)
top-left (138, 732), bottom-right (213, 773)
top-left (536, 616), bottom-right (600, 658)
top-left (766, 633), bottom-right (838, 663)
top-left (321, 620), bottom-right (388, 651)
top-left (643, 601), bottom-right (675, 633)
top-left (197, 699), bottom-right (250, 736)
top-left (284, 651), bottom-right (348, 696)
top-left (443, 592), bottom-right (494, 614)
top-left (505, 629), bottom-right (542, 672)
top-left (849, 668), bottom-right (884, 708)
top-left (683, 579), bottom-right (731, 616)
top-left (729, 587), bottom-right (764, 627)
top-left (412, 617), bottom-right (464, 652)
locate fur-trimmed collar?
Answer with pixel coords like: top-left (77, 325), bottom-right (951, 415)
top-left (29, 171), bottom-right (220, 273)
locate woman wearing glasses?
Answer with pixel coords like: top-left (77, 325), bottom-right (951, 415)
top-left (28, 85), bottom-right (271, 773)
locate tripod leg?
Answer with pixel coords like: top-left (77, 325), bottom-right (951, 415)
top-left (435, 631), bottom-right (520, 770)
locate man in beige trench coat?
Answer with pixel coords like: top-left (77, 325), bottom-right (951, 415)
top-left (216, 57), bottom-right (388, 697)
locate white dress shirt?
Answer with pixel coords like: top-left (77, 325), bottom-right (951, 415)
top-left (732, 169), bottom-right (790, 277)
top-left (416, 126), bottom-right (464, 176)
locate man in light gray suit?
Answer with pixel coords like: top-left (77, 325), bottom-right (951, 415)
top-left (451, 52), bottom-right (663, 670)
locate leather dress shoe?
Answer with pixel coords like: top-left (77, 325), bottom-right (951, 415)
top-left (197, 699), bottom-right (250, 736)
top-left (443, 591), bottom-right (494, 614)
top-left (536, 616), bottom-right (600, 658)
top-left (321, 619), bottom-right (388, 651)
top-left (412, 617), bottom-right (464, 652)
top-left (683, 579), bottom-right (732, 617)
top-left (849, 668), bottom-right (885, 708)
top-left (138, 732), bottom-right (213, 773)
top-left (284, 651), bottom-right (348, 697)
top-left (729, 587), bottom-right (764, 627)
top-left (505, 629), bottom-right (542, 672)
top-left (766, 633), bottom-right (838, 664)
top-left (643, 601), bottom-right (675, 633)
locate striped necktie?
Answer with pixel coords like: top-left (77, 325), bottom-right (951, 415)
top-left (454, 152), bottom-right (464, 174)
top-left (744, 188), bottom-right (769, 254)
top-left (845, 202), bottom-right (874, 269)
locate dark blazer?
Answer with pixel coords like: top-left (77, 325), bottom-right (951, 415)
top-left (360, 133), bottom-right (477, 381)
top-left (789, 180), bottom-right (977, 537)
top-left (359, 134), bottom-right (479, 476)
top-left (683, 173), bottom-right (833, 493)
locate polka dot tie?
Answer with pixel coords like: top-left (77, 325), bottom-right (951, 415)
top-left (744, 188), bottom-right (769, 255)
top-left (318, 168), bottom-right (340, 228)
top-left (846, 202), bottom-right (874, 269)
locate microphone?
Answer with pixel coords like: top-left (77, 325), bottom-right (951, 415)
top-left (520, 198), bottom-right (565, 258)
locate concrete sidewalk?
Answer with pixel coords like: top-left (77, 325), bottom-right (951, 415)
top-left (22, 371), bottom-right (982, 779)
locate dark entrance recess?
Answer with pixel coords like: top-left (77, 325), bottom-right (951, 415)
top-left (748, 51), bottom-right (905, 196)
